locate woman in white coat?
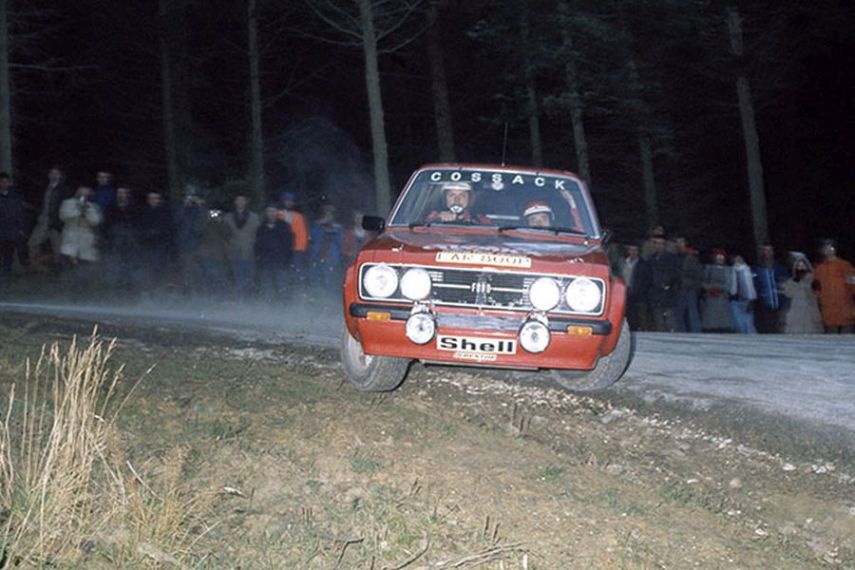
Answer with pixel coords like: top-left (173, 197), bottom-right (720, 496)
top-left (780, 252), bottom-right (823, 334)
top-left (59, 186), bottom-right (103, 263)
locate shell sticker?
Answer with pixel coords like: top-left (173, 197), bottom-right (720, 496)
top-left (435, 251), bottom-right (532, 268)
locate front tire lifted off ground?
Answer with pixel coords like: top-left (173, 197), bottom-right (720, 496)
top-left (340, 324), bottom-right (410, 391)
top-left (550, 319), bottom-right (632, 392)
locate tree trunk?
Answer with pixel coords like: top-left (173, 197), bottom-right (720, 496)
top-left (728, 5), bottom-right (768, 248)
top-left (359, 0), bottom-right (392, 214)
top-left (247, 0), bottom-right (265, 206)
top-left (563, 53), bottom-right (591, 188)
top-left (426, 3), bottom-right (455, 162)
top-left (0, 0), bottom-right (13, 174)
top-left (625, 56), bottom-right (658, 226)
top-left (520, 0), bottom-right (543, 167)
top-left (639, 134), bottom-right (658, 227)
top-left (159, 0), bottom-right (180, 201)
top-left (558, 1), bottom-right (590, 188)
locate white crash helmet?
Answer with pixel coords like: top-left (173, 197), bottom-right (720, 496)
top-left (523, 200), bottom-right (553, 219)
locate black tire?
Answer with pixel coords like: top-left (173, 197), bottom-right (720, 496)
top-left (340, 324), bottom-right (410, 391)
top-left (551, 319), bottom-right (632, 392)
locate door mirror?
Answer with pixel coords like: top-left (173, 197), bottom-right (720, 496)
top-left (362, 215), bottom-right (385, 233)
top-left (601, 228), bottom-right (613, 245)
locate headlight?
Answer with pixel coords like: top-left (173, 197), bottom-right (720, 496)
top-left (519, 319), bottom-right (550, 353)
top-left (400, 268), bottom-right (432, 301)
top-left (565, 277), bottom-right (601, 313)
top-left (406, 312), bottom-right (436, 344)
top-left (363, 264), bottom-right (399, 298)
top-left (528, 277), bottom-right (561, 312)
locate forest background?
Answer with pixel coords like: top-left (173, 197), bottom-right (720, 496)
top-left (2, 0), bottom-right (852, 255)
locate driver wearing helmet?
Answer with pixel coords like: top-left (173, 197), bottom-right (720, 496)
top-left (426, 181), bottom-right (489, 224)
top-left (523, 200), bottom-right (553, 228)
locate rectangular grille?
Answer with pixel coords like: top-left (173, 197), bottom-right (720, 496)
top-left (359, 264), bottom-right (605, 316)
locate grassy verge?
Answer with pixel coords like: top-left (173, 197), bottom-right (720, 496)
top-left (0, 333), bottom-right (220, 568)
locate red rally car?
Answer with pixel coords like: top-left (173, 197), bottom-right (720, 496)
top-left (341, 164), bottom-right (631, 392)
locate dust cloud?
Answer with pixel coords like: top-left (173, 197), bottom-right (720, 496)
top-left (0, 290), bottom-right (343, 347)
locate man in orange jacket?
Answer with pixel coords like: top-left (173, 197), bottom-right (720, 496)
top-left (814, 239), bottom-right (855, 333)
top-left (277, 192), bottom-right (309, 286)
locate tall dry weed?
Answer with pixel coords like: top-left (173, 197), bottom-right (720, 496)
top-left (0, 333), bottom-right (126, 566)
top-left (0, 331), bottom-right (216, 568)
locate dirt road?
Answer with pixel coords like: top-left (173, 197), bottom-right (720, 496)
top-left (3, 300), bottom-right (853, 456)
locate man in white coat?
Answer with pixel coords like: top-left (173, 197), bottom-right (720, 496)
top-left (59, 186), bottom-right (103, 264)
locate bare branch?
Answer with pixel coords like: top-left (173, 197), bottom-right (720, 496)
top-left (289, 29), bottom-right (362, 47)
top-left (377, 19), bottom-right (431, 54)
top-left (372, 0), bottom-right (420, 15)
top-left (317, 0), bottom-right (362, 31)
top-left (374, 0), bottom-right (424, 43)
top-left (260, 8), bottom-right (298, 55)
top-left (262, 61), bottom-right (336, 109)
top-left (302, 0), bottom-right (363, 41)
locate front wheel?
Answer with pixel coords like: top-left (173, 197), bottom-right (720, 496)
top-left (550, 319), bottom-right (632, 392)
top-left (340, 324), bottom-right (410, 391)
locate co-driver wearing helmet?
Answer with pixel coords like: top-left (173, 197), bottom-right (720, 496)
top-left (523, 200), bottom-right (553, 228)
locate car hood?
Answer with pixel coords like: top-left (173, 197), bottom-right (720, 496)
top-left (360, 230), bottom-right (609, 274)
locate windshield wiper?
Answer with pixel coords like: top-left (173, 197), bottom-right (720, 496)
top-left (497, 225), bottom-right (588, 236)
top-left (411, 219), bottom-right (481, 228)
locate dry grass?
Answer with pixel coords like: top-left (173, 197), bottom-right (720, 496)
top-left (0, 331), bottom-right (529, 569)
top-left (0, 331), bottom-right (215, 568)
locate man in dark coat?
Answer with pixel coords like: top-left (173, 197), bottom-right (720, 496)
top-left (621, 244), bottom-right (652, 331)
top-left (255, 206), bottom-right (293, 300)
top-left (196, 207), bottom-right (231, 297)
top-left (674, 236), bottom-right (703, 333)
top-left (308, 202), bottom-right (343, 290)
top-left (92, 171), bottom-right (117, 211)
top-left (647, 235), bottom-right (681, 332)
top-left (28, 166), bottom-right (71, 268)
top-left (752, 244), bottom-right (787, 333)
top-left (0, 172), bottom-right (25, 277)
top-left (175, 191), bottom-right (205, 292)
top-left (103, 186), bottom-right (140, 289)
top-left (137, 191), bottom-right (174, 288)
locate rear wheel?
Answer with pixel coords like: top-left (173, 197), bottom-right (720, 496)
top-left (340, 324), bottom-right (410, 391)
top-left (551, 319), bottom-right (631, 392)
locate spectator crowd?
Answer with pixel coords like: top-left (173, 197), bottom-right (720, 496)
top-left (615, 226), bottom-right (855, 335)
top-left (1, 167), bottom-right (853, 334)
top-left (0, 167), bottom-right (373, 300)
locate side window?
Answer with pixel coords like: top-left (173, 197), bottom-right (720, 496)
top-left (391, 177), bottom-right (432, 224)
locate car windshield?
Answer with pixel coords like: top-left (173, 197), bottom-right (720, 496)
top-left (389, 168), bottom-right (597, 237)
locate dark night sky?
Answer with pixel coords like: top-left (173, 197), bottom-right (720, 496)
top-left (9, 0), bottom-right (855, 260)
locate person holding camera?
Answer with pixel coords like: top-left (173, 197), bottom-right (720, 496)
top-left (59, 186), bottom-right (103, 264)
